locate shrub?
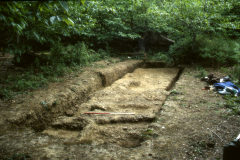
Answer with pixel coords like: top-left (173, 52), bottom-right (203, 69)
top-left (197, 35), bottom-right (240, 66)
top-left (1, 41), bottom-right (111, 100)
top-left (48, 41), bottom-right (110, 67)
top-left (168, 34), bottom-right (240, 66)
top-left (221, 64), bottom-right (240, 85)
top-left (168, 36), bottom-right (193, 63)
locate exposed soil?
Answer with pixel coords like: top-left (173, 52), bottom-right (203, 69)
top-left (42, 67), bottom-right (178, 149)
top-left (0, 57), bottom-right (240, 160)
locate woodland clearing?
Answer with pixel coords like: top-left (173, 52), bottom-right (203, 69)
top-left (0, 56), bottom-right (239, 160)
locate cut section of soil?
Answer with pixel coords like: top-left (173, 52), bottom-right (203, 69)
top-left (2, 60), bottom-right (143, 132)
top-left (43, 68), bottom-right (179, 148)
top-left (3, 61), bottom-right (237, 160)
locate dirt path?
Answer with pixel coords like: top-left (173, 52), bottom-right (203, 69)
top-left (0, 62), bottom-right (240, 160)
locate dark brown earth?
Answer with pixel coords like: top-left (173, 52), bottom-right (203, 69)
top-left (0, 56), bottom-right (240, 160)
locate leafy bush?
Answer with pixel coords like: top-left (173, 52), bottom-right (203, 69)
top-left (48, 41), bottom-right (110, 67)
top-left (0, 41), bottom-right (112, 100)
top-left (168, 36), bottom-right (193, 63)
top-left (97, 49), bottom-right (110, 59)
top-left (231, 65), bottom-right (240, 84)
top-left (221, 64), bottom-right (240, 85)
top-left (197, 35), bottom-right (240, 66)
top-left (168, 34), bottom-right (240, 66)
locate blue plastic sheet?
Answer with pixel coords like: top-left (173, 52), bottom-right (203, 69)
top-left (214, 81), bottom-right (240, 96)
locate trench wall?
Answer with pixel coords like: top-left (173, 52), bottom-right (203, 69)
top-left (6, 60), bottom-right (144, 130)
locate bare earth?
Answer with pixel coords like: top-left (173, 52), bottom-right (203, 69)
top-left (0, 59), bottom-right (240, 160)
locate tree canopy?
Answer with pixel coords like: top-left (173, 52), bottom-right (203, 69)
top-left (0, 0), bottom-right (240, 65)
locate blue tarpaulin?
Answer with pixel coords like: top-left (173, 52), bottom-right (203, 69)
top-left (214, 81), bottom-right (240, 96)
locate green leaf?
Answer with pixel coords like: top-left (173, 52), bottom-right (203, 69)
top-left (11, 22), bottom-right (16, 27)
top-left (26, 12), bottom-right (33, 15)
top-left (59, 1), bottom-right (69, 13)
top-left (16, 24), bottom-right (22, 30)
top-left (36, 15), bottom-right (42, 21)
top-left (81, 0), bottom-right (85, 5)
top-left (50, 16), bottom-right (58, 24)
top-left (68, 18), bottom-right (74, 26)
top-left (21, 21), bottom-right (26, 28)
top-left (17, 56), bottom-right (20, 63)
top-left (0, 14), bottom-right (7, 24)
top-left (56, 16), bottom-right (63, 21)
top-left (33, 31), bottom-right (40, 42)
top-left (44, 2), bottom-right (51, 10)
top-left (63, 18), bottom-right (70, 25)
top-left (64, 18), bottom-right (74, 26)
top-left (9, 17), bottom-right (14, 22)
top-left (44, 19), bottom-right (49, 26)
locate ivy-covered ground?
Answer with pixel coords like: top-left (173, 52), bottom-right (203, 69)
top-left (0, 57), bottom-right (240, 160)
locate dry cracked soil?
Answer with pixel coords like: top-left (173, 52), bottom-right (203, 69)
top-left (0, 58), bottom-right (240, 160)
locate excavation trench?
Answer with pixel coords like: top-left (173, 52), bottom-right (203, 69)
top-left (43, 62), bottom-right (181, 148)
top-left (4, 60), bottom-right (182, 149)
top-left (166, 66), bottom-right (184, 91)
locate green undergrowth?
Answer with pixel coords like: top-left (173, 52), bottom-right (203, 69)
top-left (223, 95), bottom-right (240, 115)
top-left (221, 65), bottom-right (240, 85)
top-left (0, 64), bottom-right (83, 100)
top-left (169, 35), bottom-right (240, 66)
top-left (220, 65), bottom-right (240, 116)
top-left (148, 52), bottom-right (172, 63)
top-left (0, 42), bottom-right (114, 100)
top-left (0, 41), bottom-right (144, 100)
top-left (194, 65), bottom-right (208, 78)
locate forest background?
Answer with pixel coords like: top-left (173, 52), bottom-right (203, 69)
top-left (0, 0), bottom-right (240, 100)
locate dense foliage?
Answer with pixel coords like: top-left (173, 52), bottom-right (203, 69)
top-left (1, 0), bottom-right (239, 64)
top-left (0, 0), bottom-right (240, 99)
